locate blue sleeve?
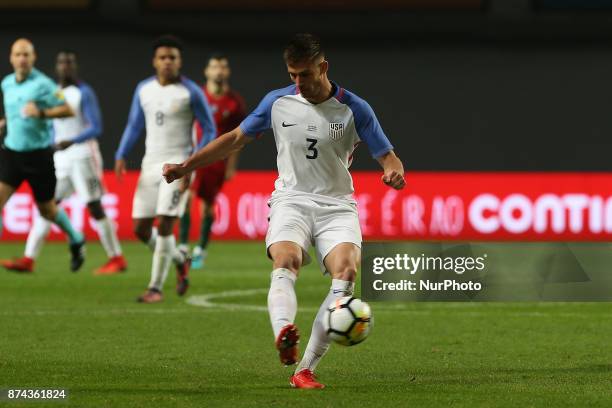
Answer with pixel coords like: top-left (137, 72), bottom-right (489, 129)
top-left (239, 85), bottom-right (296, 137)
top-left (348, 95), bottom-right (393, 158)
top-left (115, 83), bottom-right (145, 160)
top-left (182, 79), bottom-right (217, 150)
top-left (71, 83), bottom-right (103, 144)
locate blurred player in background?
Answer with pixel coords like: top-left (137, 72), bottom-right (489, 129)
top-left (178, 53), bottom-right (246, 269)
top-left (1, 50), bottom-right (126, 274)
top-left (115, 35), bottom-right (216, 303)
top-left (163, 33), bottom-right (405, 388)
top-left (0, 39), bottom-right (86, 272)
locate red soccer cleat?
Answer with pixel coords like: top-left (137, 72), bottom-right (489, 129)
top-left (94, 255), bottom-right (128, 275)
top-left (275, 324), bottom-right (300, 366)
top-left (175, 253), bottom-right (191, 296)
top-left (1, 256), bottom-right (34, 273)
top-left (290, 369), bottom-right (325, 389)
top-left (137, 288), bottom-right (163, 303)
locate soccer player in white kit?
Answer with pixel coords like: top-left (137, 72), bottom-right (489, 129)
top-left (1, 50), bottom-right (126, 274)
top-left (164, 33), bottom-right (405, 388)
top-left (115, 36), bottom-right (216, 303)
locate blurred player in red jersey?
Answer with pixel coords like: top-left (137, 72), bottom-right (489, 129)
top-left (178, 54), bottom-right (246, 268)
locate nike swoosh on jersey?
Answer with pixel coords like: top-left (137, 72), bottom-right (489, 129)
top-left (282, 122), bottom-right (297, 127)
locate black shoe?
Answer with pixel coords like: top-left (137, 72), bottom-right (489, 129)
top-left (69, 240), bottom-right (86, 272)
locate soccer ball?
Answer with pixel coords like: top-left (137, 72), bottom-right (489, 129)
top-left (323, 296), bottom-right (372, 346)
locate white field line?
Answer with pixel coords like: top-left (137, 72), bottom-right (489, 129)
top-left (185, 289), bottom-right (612, 318)
top-left (0, 288), bottom-right (609, 318)
top-left (186, 288), bottom-right (277, 312)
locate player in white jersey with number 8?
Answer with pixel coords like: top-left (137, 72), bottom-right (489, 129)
top-left (163, 33), bottom-right (405, 388)
top-left (115, 35), bottom-right (216, 303)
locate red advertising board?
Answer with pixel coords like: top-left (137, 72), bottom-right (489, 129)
top-left (2, 171), bottom-right (612, 241)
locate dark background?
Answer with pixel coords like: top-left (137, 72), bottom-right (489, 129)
top-left (2, 0), bottom-right (612, 171)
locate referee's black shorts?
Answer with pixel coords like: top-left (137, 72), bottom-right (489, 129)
top-left (0, 145), bottom-right (56, 203)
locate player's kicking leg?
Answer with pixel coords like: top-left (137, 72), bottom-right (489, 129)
top-left (267, 242), bottom-right (302, 366)
top-left (290, 243), bottom-right (359, 389)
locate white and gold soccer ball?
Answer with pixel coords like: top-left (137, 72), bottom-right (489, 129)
top-left (323, 296), bottom-right (372, 346)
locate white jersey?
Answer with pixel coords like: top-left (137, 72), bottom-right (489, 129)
top-left (240, 83), bottom-right (393, 203)
top-left (115, 76), bottom-right (216, 167)
top-left (53, 82), bottom-right (103, 162)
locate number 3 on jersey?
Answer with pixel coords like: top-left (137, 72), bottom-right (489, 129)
top-left (306, 138), bottom-right (318, 159)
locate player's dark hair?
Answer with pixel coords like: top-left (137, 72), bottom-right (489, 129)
top-left (57, 49), bottom-right (77, 57)
top-left (152, 35), bottom-right (183, 54)
top-left (283, 33), bottom-right (324, 64)
top-left (208, 52), bottom-right (228, 64)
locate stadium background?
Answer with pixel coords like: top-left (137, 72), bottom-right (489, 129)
top-left (2, 0), bottom-right (612, 242)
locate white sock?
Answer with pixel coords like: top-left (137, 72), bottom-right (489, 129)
top-left (95, 217), bottom-right (122, 258)
top-left (146, 227), bottom-right (184, 265)
top-left (295, 279), bottom-right (355, 374)
top-left (268, 268), bottom-right (298, 339)
top-left (148, 235), bottom-right (174, 291)
top-left (146, 227), bottom-right (158, 252)
top-left (24, 215), bottom-right (52, 259)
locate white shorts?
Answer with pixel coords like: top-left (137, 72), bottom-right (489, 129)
top-left (132, 161), bottom-right (189, 219)
top-left (265, 196), bottom-right (362, 274)
top-left (54, 155), bottom-right (104, 203)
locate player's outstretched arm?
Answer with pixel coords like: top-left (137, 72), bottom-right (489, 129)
top-left (163, 126), bottom-right (252, 183)
top-left (377, 150), bottom-right (406, 190)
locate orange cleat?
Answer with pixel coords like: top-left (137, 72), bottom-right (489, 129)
top-left (290, 369), bottom-right (325, 389)
top-left (275, 324), bottom-right (300, 366)
top-left (1, 256), bottom-right (34, 273)
top-left (137, 288), bottom-right (163, 303)
top-left (94, 255), bottom-right (128, 275)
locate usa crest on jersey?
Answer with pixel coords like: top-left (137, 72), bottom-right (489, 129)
top-left (329, 122), bottom-right (344, 140)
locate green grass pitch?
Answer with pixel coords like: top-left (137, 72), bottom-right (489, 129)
top-left (0, 241), bottom-right (611, 407)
